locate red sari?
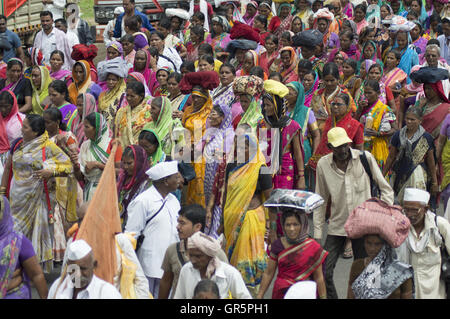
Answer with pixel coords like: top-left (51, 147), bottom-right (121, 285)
top-left (270, 238), bottom-right (328, 299)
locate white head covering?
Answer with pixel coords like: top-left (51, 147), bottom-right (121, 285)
top-left (403, 188), bottom-right (430, 205)
top-left (67, 240), bottom-right (92, 261)
top-left (145, 160), bottom-right (178, 181)
top-left (284, 281), bottom-right (317, 299)
top-left (114, 7), bottom-right (124, 15)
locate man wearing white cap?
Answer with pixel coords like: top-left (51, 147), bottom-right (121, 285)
top-left (314, 127), bottom-right (394, 299)
top-left (397, 188), bottom-right (450, 299)
top-left (48, 240), bottom-right (122, 299)
top-left (125, 161), bottom-right (181, 298)
top-left (103, 7), bottom-right (125, 46)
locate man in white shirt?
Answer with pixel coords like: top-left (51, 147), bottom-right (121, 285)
top-left (42, 0), bottom-right (66, 21)
top-left (54, 18), bottom-right (79, 51)
top-left (174, 232), bottom-right (252, 299)
top-left (125, 161), bottom-right (181, 299)
top-left (48, 240), bottom-right (122, 299)
top-left (397, 188), bottom-right (450, 299)
top-left (34, 11), bottom-right (74, 70)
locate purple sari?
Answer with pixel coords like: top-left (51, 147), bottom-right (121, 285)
top-left (0, 196), bottom-right (30, 299)
top-left (56, 103), bottom-right (78, 126)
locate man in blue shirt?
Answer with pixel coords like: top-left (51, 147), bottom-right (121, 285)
top-left (438, 18), bottom-right (450, 65)
top-left (0, 15), bottom-right (25, 62)
top-left (113, 0), bottom-right (154, 39)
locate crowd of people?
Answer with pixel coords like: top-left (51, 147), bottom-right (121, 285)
top-left (1, 0), bottom-right (450, 300)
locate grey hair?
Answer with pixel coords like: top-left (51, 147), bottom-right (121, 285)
top-left (426, 44), bottom-right (441, 55)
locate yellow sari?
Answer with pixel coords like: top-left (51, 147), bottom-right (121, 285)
top-left (182, 92), bottom-right (213, 207)
top-left (223, 134), bottom-right (267, 292)
top-left (364, 100), bottom-right (391, 169)
top-left (114, 99), bottom-right (152, 149)
top-left (31, 66), bottom-right (52, 115)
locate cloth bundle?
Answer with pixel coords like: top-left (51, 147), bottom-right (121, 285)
top-left (344, 198), bottom-right (411, 248)
top-left (179, 71), bottom-right (220, 94)
top-left (263, 189), bottom-right (324, 214)
top-left (230, 21), bottom-right (261, 43)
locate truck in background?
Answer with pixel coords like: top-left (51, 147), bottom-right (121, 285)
top-left (1, 0), bottom-right (43, 46)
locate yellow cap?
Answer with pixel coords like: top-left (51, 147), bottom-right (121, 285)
top-left (263, 79), bottom-right (289, 98)
top-left (327, 127), bottom-right (352, 148)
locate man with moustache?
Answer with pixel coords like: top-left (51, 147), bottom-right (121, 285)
top-left (314, 127), bottom-right (394, 299)
top-left (48, 240), bottom-right (122, 299)
top-left (158, 204), bottom-right (228, 299)
top-left (397, 188), bottom-right (450, 299)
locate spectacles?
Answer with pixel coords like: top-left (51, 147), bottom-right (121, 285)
top-left (330, 102), bottom-right (346, 107)
top-left (402, 207), bottom-right (423, 214)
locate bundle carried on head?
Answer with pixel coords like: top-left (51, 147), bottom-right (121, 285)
top-left (232, 75), bottom-right (264, 97)
top-left (344, 198), bottom-right (411, 248)
top-left (230, 21), bottom-right (261, 43)
top-left (264, 189), bottom-right (325, 214)
top-left (225, 39), bottom-right (258, 58)
top-left (292, 29), bottom-right (324, 48)
top-left (179, 71), bottom-right (220, 94)
top-left (71, 44), bottom-right (98, 62)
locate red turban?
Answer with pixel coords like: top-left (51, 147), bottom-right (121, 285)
top-left (179, 71), bottom-right (220, 94)
top-left (71, 44), bottom-right (98, 81)
top-left (230, 21), bottom-right (261, 43)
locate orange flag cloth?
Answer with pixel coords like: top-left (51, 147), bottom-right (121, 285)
top-left (77, 143), bottom-right (122, 284)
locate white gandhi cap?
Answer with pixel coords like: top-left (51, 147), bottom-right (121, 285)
top-left (403, 188), bottom-right (430, 205)
top-left (145, 160), bottom-right (178, 181)
top-left (67, 239), bottom-right (92, 261)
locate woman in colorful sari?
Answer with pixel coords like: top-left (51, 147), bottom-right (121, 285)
top-left (257, 203), bottom-right (328, 299)
top-left (179, 71), bottom-right (218, 206)
top-left (313, 8), bottom-right (340, 51)
top-left (258, 79), bottom-right (306, 199)
top-left (236, 50), bottom-right (262, 78)
top-left (97, 57), bottom-right (129, 128)
top-left (3, 114), bottom-right (73, 273)
top-left (357, 79), bottom-right (398, 170)
top-left (352, 3), bottom-right (369, 34)
top-left (357, 41), bottom-right (384, 74)
top-left (68, 60), bottom-right (102, 104)
top-left (167, 72), bottom-right (191, 119)
top-left (0, 91), bottom-right (24, 178)
top-left (206, 15), bottom-right (232, 57)
top-left (412, 67), bottom-right (450, 141)
top-left (138, 129), bottom-right (166, 167)
top-left (243, 1), bottom-right (258, 27)
top-left (410, 21), bottom-right (430, 55)
top-left (307, 91), bottom-right (364, 187)
top-left (381, 49), bottom-right (408, 93)
top-left (231, 75), bottom-right (264, 130)
top-left (30, 66), bottom-right (52, 116)
top-left (260, 34), bottom-right (280, 75)
top-left (117, 144), bottom-right (151, 229)
top-left (0, 59), bottom-right (32, 114)
top-left (383, 106), bottom-right (438, 203)
top-left (42, 108), bottom-right (79, 263)
top-left (285, 81), bottom-right (321, 172)
top-left (49, 50), bottom-right (72, 84)
top-left (0, 196), bottom-right (48, 299)
top-left (144, 96), bottom-right (185, 158)
top-left (71, 93), bottom-right (97, 148)
top-left (341, 58), bottom-right (362, 100)
top-left (393, 30), bottom-right (420, 84)
top-left (268, 2), bottom-right (294, 38)
top-left (121, 34), bottom-right (136, 70)
top-left (295, 0), bottom-right (313, 27)
top-left (74, 112), bottom-right (123, 202)
top-left (211, 63), bottom-right (235, 117)
top-left (276, 47), bottom-right (299, 84)
top-left (360, 63), bottom-right (397, 111)
top-left (258, 1), bottom-right (274, 25)
top-left (310, 62), bottom-right (356, 132)
top-left (202, 102), bottom-right (233, 218)
top-left (127, 49), bottom-right (158, 97)
top-left (222, 131), bottom-right (272, 296)
top-left (71, 44), bottom-right (99, 82)
top-left (23, 48), bottom-right (47, 80)
top-left (47, 80), bottom-right (78, 127)
top-left (337, 30), bottom-right (361, 61)
top-left (302, 69), bottom-right (320, 108)
top-left (114, 81), bottom-right (152, 149)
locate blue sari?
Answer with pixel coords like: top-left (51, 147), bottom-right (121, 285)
top-left (394, 33), bottom-right (419, 84)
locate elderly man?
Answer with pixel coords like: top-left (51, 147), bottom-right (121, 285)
top-left (397, 188), bottom-right (450, 299)
top-left (125, 161), bottom-right (181, 298)
top-left (159, 204), bottom-right (228, 299)
top-left (48, 240), bottom-right (122, 299)
top-left (314, 127), bottom-right (394, 299)
top-left (173, 232), bottom-right (252, 299)
top-left (421, 44), bottom-right (450, 98)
